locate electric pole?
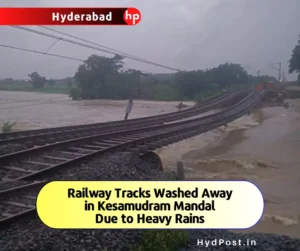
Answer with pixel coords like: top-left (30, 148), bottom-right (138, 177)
top-left (270, 62), bottom-right (281, 81)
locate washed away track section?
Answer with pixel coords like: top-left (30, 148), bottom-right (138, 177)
top-left (0, 91), bottom-right (245, 154)
top-left (0, 90), bottom-right (266, 226)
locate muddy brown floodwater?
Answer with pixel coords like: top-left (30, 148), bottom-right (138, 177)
top-left (1, 91), bottom-right (300, 238)
top-left (0, 91), bottom-right (194, 130)
top-left (159, 99), bottom-right (300, 239)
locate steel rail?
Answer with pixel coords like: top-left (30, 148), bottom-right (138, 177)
top-left (0, 92), bottom-right (243, 151)
top-left (0, 90), bottom-right (265, 226)
top-left (0, 91), bottom-right (240, 142)
top-left (0, 90), bottom-right (256, 182)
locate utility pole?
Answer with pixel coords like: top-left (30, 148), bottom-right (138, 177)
top-left (270, 62), bottom-right (281, 81)
top-left (257, 70), bottom-right (260, 82)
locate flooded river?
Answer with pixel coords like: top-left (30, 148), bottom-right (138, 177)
top-left (159, 98), bottom-right (300, 238)
top-left (0, 91), bottom-right (194, 130)
top-left (1, 91), bottom-right (300, 238)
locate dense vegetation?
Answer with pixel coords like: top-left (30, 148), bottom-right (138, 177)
top-left (0, 76), bottom-right (72, 94)
top-left (130, 230), bottom-right (188, 251)
top-left (69, 54), bottom-right (277, 101)
top-left (0, 54), bottom-right (278, 101)
top-left (1, 121), bottom-right (15, 133)
top-left (3, 34), bottom-right (300, 100)
top-left (289, 34), bottom-right (300, 84)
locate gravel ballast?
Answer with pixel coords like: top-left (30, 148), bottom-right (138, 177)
top-left (0, 143), bottom-right (27, 155)
top-left (0, 152), bottom-right (173, 251)
top-left (1, 152), bottom-right (300, 251)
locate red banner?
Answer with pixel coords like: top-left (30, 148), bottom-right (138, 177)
top-left (0, 8), bottom-right (141, 25)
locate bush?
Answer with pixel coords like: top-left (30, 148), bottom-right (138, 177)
top-left (2, 121), bottom-right (15, 133)
top-left (69, 87), bottom-right (82, 100)
top-left (130, 230), bottom-right (188, 251)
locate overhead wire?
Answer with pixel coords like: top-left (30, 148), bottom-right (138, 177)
top-left (0, 43), bottom-right (155, 74)
top-left (0, 44), bottom-right (84, 62)
top-left (38, 26), bottom-right (163, 64)
top-left (11, 26), bottom-right (181, 72)
top-left (0, 43), bottom-right (163, 110)
top-left (0, 26), bottom-right (181, 110)
top-left (44, 38), bottom-right (61, 54)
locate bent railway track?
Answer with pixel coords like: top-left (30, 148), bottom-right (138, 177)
top-left (0, 89), bottom-right (266, 226)
top-left (0, 91), bottom-right (244, 152)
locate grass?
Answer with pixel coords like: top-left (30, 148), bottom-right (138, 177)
top-left (1, 121), bottom-right (15, 133)
top-left (130, 230), bottom-right (189, 251)
top-left (0, 83), bottom-right (70, 95)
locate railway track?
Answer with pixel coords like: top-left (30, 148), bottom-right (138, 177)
top-left (0, 91), bottom-right (253, 182)
top-left (0, 91), bottom-right (244, 153)
top-left (0, 89), bottom-right (265, 226)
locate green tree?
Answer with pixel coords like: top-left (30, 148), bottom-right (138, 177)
top-left (174, 70), bottom-right (207, 100)
top-left (289, 35), bottom-right (300, 84)
top-left (69, 87), bottom-right (81, 100)
top-left (120, 69), bottom-right (143, 98)
top-left (173, 63), bottom-right (249, 100)
top-left (70, 54), bottom-right (276, 101)
top-left (28, 72), bottom-right (47, 88)
top-left (74, 54), bottom-right (124, 99)
top-left (207, 63), bottom-right (248, 90)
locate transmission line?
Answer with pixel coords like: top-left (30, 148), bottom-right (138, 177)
top-left (38, 26), bottom-right (164, 65)
top-left (0, 44), bottom-right (83, 62)
top-left (44, 38), bottom-right (61, 54)
top-left (0, 43), bottom-right (155, 74)
top-left (11, 26), bottom-right (181, 72)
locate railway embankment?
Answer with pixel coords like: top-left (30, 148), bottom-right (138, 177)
top-left (0, 152), bottom-right (177, 251)
top-left (1, 152), bottom-right (300, 251)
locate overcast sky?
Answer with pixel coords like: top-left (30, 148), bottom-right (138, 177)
top-left (0, 0), bottom-right (299, 80)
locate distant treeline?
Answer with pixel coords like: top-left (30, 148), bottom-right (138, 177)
top-left (0, 76), bottom-right (73, 94)
top-left (0, 77), bottom-right (72, 86)
top-left (0, 55), bottom-right (279, 101)
top-left (68, 54), bottom-right (278, 101)
top-left (1, 33), bottom-right (300, 101)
